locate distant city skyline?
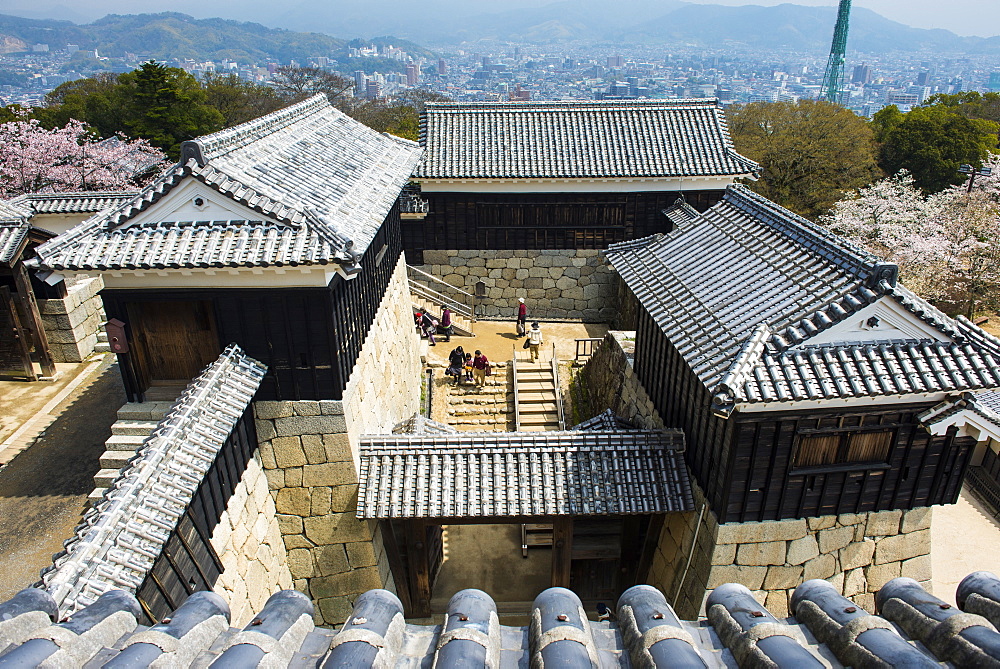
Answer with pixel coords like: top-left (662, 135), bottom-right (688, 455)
top-left (2, 0), bottom-right (997, 39)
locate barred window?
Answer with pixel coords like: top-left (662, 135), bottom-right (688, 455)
top-left (794, 430), bottom-right (893, 468)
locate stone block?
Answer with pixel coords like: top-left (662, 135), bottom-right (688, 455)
top-left (276, 514), bottom-right (303, 536)
top-left (837, 513), bottom-right (864, 527)
top-left (303, 514), bottom-right (374, 545)
top-left (287, 548), bottom-right (315, 579)
top-left (874, 529), bottom-right (929, 564)
top-left (865, 562), bottom-right (901, 591)
top-left (316, 544), bottom-right (351, 576)
top-left (763, 565), bottom-right (803, 590)
top-left (818, 526), bottom-right (855, 554)
top-left (347, 541), bottom-right (378, 568)
top-left (901, 507), bottom-right (932, 533)
top-left (854, 593), bottom-right (876, 612)
top-left (765, 590), bottom-right (789, 619)
top-left (300, 435), bottom-right (328, 465)
top-left (302, 462), bottom-right (357, 488)
top-left (319, 401), bottom-right (344, 416)
top-left (323, 434), bottom-right (353, 462)
top-left (803, 554), bottom-right (836, 581)
top-left (807, 516), bottom-right (836, 531)
top-left (275, 415), bottom-right (347, 437)
top-left (827, 571), bottom-right (845, 596)
top-left (843, 567), bottom-right (866, 598)
top-left (264, 468), bottom-right (284, 490)
top-left (706, 565), bottom-right (767, 590)
top-left (256, 421), bottom-right (277, 444)
top-left (839, 539), bottom-right (876, 571)
top-left (283, 534), bottom-right (315, 550)
top-left (716, 518), bottom-right (807, 545)
top-left (317, 597), bottom-right (354, 626)
top-left (311, 487), bottom-right (333, 516)
top-left (285, 467), bottom-right (303, 487)
top-left (711, 543), bottom-right (738, 566)
top-left (310, 567), bottom-right (383, 599)
top-left (866, 510), bottom-right (902, 537)
top-left (786, 535), bottom-right (820, 566)
top-left (293, 401), bottom-right (321, 416)
top-left (276, 488), bottom-right (311, 516)
top-left (331, 485), bottom-right (359, 512)
top-left (736, 541), bottom-right (786, 566)
top-left (255, 402), bottom-right (295, 420)
top-left (272, 437), bottom-right (307, 468)
top-left (901, 555), bottom-right (932, 582)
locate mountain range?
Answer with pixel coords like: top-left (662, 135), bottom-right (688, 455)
top-left (1, 2), bottom-right (998, 62)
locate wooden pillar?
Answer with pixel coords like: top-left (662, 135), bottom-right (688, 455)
top-left (12, 261), bottom-right (55, 378)
top-left (551, 517), bottom-right (574, 589)
top-left (405, 519), bottom-right (432, 617)
top-left (0, 286), bottom-right (36, 381)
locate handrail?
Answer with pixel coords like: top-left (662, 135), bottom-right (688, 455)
top-left (410, 282), bottom-right (475, 320)
top-left (511, 344), bottom-right (521, 431)
top-left (407, 265), bottom-right (475, 299)
top-left (574, 338), bottom-right (604, 361)
top-left (550, 342), bottom-right (566, 431)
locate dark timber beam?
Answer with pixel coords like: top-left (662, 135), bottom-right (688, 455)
top-left (551, 518), bottom-right (574, 589)
top-left (405, 519), bottom-right (432, 618)
top-left (12, 261), bottom-right (55, 378)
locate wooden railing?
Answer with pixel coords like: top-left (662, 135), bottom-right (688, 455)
top-left (550, 342), bottom-right (566, 430)
top-left (511, 344), bottom-right (521, 432)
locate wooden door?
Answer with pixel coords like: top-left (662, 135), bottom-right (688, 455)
top-left (129, 301), bottom-right (220, 382)
top-left (0, 286), bottom-right (36, 381)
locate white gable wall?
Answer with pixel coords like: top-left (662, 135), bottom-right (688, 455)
top-left (795, 297), bottom-right (951, 348)
top-left (124, 178), bottom-right (281, 227)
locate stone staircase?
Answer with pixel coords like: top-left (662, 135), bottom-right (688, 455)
top-left (90, 401), bottom-right (174, 499)
top-left (444, 362), bottom-right (512, 431)
top-left (94, 328), bottom-right (111, 353)
top-left (412, 301), bottom-right (475, 338)
top-left (513, 358), bottom-right (563, 432)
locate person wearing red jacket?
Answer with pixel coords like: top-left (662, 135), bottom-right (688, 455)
top-left (516, 297), bottom-right (527, 336)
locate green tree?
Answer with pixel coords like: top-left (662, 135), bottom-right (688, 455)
top-left (728, 100), bottom-right (881, 219)
top-left (872, 103), bottom-right (998, 193)
top-left (201, 72), bottom-right (286, 127)
top-left (117, 61), bottom-right (224, 159)
top-left (40, 73), bottom-right (125, 138)
top-left (270, 66), bottom-right (355, 108)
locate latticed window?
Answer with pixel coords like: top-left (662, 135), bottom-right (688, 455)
top-left (794, 430), bottom-right (894, 468)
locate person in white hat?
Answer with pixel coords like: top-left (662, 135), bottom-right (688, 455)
top-left (516, 297), bottom-right (527, 336)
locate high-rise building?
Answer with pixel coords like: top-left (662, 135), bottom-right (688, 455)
top-left (915, 71), bottom-right (932, 86)
top-left (607, 54), bottom-right (624, 68)
top-left (354, 70), bottom-right (366, 94)
top-left (851, 64), bottom-right (872, 85)
top-left (365, 80), bottom-right (380, 100)
top-left (406, 64), bottom-right (418, 86)
top-left (438, 59), bottom-right (447, 76)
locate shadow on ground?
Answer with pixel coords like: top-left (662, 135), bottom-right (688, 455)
top-left (0, 362), bottom-right (125, 598)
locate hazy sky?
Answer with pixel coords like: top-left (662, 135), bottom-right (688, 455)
top-left (4, 0), bottom-right (998, 38)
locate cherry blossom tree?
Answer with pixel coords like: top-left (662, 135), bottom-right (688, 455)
top-left (822, 155), bottom-right (1000, 317)
top-left (0, 112), bottom-right (165, 198)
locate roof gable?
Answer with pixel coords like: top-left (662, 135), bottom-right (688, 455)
top-left (123, 177), bottom-right (281, 228)
top-left (416, 99), bottom-right (759, 181)
top-left (795, 296), bottom-right (953, 348)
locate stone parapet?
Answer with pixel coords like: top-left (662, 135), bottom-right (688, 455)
top-left (649, 478), bottom-right (933, 620)
top-left (38, 275), bottom-right (104, 362)
top-left (579, 330), bottom-right (663, 429)
top-left (416, 249), bottom-right (617, 322)
top-left (209, 453), bottom-right (293, 627)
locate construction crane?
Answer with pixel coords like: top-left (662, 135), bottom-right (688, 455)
top-left (820, 0), bottom-right (852, 104)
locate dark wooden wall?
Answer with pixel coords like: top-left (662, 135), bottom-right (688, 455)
top-left (403, 190), bottom-right (723, 254)
top-left (134, 406), bottom-right (257, 623)
top-left (634, 306), bottom-right (973, 523)
top-left (103, 210), bottom-right (403, 403)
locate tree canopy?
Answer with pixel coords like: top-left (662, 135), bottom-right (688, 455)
top-left (727, 100), bottom-right (881, 219)
top-left (872, 103), bottom-right (998, 193)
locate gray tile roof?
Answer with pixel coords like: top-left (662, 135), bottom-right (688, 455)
top-left (357, 430), bottom-right (691, 519)
top-left (32, 95), bottom-right (422, 272)
top-left (6, 572), bottom-right (999, 667)
top-left (0, 201), bottom-right (30, 265)
top-left (606, 185), bottom-right (1000, 416)
top-left (569, 408), bottom-right (638, 432)
top-left (415, 99), bottom-right (759, 180)
top-left (40, 344), bottom-right (265, 617)
top-left (10, 191), bottom-right (138, 215)
top-left (392, 414), bottom-right (459, 434)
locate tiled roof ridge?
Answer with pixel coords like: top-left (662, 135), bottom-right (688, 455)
top-left (188, 94), bottom-right (329, 162)
top-left (423, 98), bottom-right (725, 112)
top-left (713, 107), bottom-right (761, 175)
top-left (361, 429), bottom-right (686, 452)
top-left (725, 185), bottom-right (880, 278)
top-left (0, 198), bottom-right (30, 221)
top-left (13, 190), bottom-right (138, 202)
top-left (605, 232), bottom-right (663, 254)
top-left (766, 285), bottom-right (882, 353)
top-left (713, 323), bottom-right (771, 416)
top-left (41, 344), bottom-right (266, 616)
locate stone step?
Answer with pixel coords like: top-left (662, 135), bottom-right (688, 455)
top-left (93, 468), bottom-right (121, 487)
top-left (94, 342), bottom-right (112, 353)
top-left (519, 424), bottom-right (559, 432)
top-left (97, 330), bottom-right (109, 342)
top-left (99, 450), bottom-right (134, 469)
top-left (116, 402), bottom-right (173, 421)
top-left (518, 390), bottom-right (557, 402)
top-left (105, 434), bottom-right (148, 451)
top-left (515, 381), bottom-right (556, 392)
top-left (519, 413), bottom-right (561, 426)
top-left (88, 487), bottom-right (107, 501)
top-left (111, 420), bottom-right (159, 436)
top-left (516, 371), bottom-right (554, 381)
top-left (518, 402), bottom-right (560, 414)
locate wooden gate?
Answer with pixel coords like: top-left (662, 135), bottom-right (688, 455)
top-left (0, 286), bottom-right (35, 381)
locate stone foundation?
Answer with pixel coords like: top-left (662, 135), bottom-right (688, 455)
top-left (209, 453), bottom-right (293, 627)
top-left (649, 480), bottom-right (933, 619)
top-left (579, 330), bottom-right (663, 429)
top-left (252, 255), bottom-right (421, 625)
top-left (416, 249), bottom-right (617, 321)
top-left (38, 275), bottom-right (104, 362)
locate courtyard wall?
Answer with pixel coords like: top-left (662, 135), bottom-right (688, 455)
top-left (38, 275), bottom-right (104, 362)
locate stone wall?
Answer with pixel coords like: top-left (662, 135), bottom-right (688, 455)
top-left (648, 478), bottom-right (933, 620)
top-left (416, 249), bottom-right (617, 322)
top-left (252, 255), bottom-right (421, 626)
top-left (208, 452), bottom-right (293, 627)
top-left (579, 330), bottom-right (663, 429)
top-left (38, 275), bottom-right (104, 362)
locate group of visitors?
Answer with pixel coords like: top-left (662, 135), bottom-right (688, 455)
top-left (446, 345), bottom-right (490, 386)
top-left (414, 305), bottom-right (455, 346)
top-left (516, 297), bottom-right (543, 361)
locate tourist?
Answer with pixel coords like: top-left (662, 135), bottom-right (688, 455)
top-left (516, 297), bottom-right (527, 336)
top-left (464, 353), bottom-right (474, 383)
top-left (472, 350), bottom-right (490, 386)
top-left (420, 311), bottom-right (437, 346)
top-left (527, 322), bottom-right (543, 361)
top-left (440, 306), bottom-right (453, 342)
top-left (447, 346), bottom-right (465, 384)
